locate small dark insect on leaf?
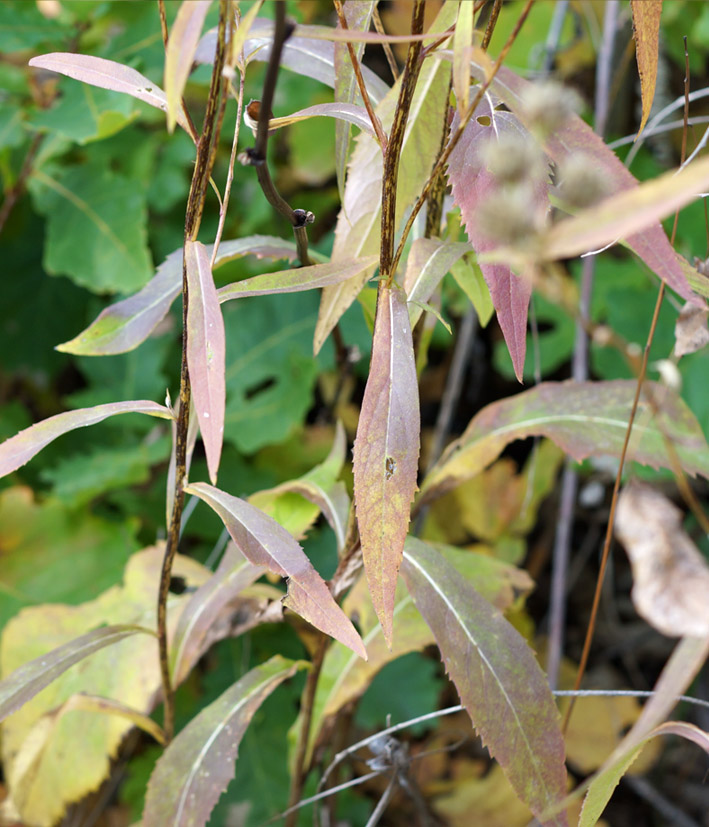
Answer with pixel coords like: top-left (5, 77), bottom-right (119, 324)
top-left (385, 456), bottom-right (396, 480)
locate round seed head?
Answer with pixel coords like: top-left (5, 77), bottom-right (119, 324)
top-left (557, 154), bottom-right (610, 207)
top-left (479, 132), bottom-right (544, 184)
top-left (522, 81), bottom-right (583, 136)
top-left (474, 184), bottom-right (542, 247)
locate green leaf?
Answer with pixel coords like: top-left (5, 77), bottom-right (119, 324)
top-left (0, 2), bottom-right (63, 51)
top-left (0, 104), bottom-right (25, 151)
top-left (403, 238), bottom-right (472, 327)
top-left (143, 656), bottom-right (307, 827)
top-left (401, 538), bottom-right (568, 826)
top-left (450, 253), bottom-right (495, 327)
top-left (29, 164), bottom-right (153, 294)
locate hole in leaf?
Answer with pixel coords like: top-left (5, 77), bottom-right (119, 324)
top-left (385, 456), bottom-right (396, 480)
top-left (244, 376), bottom-right (276, 399)
top-left (476, 115), bottom-right (491, 126)
top-left (169, 576), bottom-right (187, 594)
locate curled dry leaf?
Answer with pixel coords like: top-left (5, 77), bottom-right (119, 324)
top-left (674, 301), bottom-right (709, 357)
top-left (615, 480), bottom-right (709, 637)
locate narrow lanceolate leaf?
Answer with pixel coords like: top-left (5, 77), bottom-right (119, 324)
top-left (171, 546), bottom-right (265, 685)
top-left (403, 238), bottom-right (472, 327)
top-left (0, 400), bottom-right (172, 479)
top-left (401, 538), bottom-right (568, 826)
top-left (580, 636), bottom-right (709, 827)
top-left (353, 287), bottom-right (420, 645)
top-left (186, 241), bottom-right (225, 484)
top-left (28, 53), bottom-right (191, 135)
top-left (164, 1), bottom-right (211, 133)
top-left (469, 59), bottom-right (698, 306)
top-left (143, 656), bottom-right (306, 827)
top-left (452, 0), bottom-right (474, 118)
top-left (630, 0), bottom-right (663, 139)
top-left (335, 1), bottom-right (376, 198)
top-left (266, 102), bottom-right (378, 139)
top-left (447, 100), bottom-right (544, 381)
top-left (315, 1), bottom-right (456, 354)
top-left (58, 236), bottom-right (307, 356)
top-left (420, 379), bottom-right (709, 504)
top-left (546, 153), bottom-right (709, 270)
top-left (184, 482), bottom-right (367, 659)
top-left (0, 625), bottom-right (151, 723)
top-left (218, 256), bottom-right (378, 303)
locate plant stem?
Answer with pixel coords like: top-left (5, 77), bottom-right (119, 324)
top-left (157, 0), bottom-right (229, 743)
top-left (380, 0), bottom-right (427, 288)
top-left (481, 0), bottom-right (503, 51)
top-left (285, 634), bottom-right (328, 827)
top-left (245, 2), bottom-right (312, 265)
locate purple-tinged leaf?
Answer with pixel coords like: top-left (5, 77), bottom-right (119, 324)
top-left (401, 538), bottom-right (568, 826)
top-left (57, 236), bottom-right (308, 356)
top-left (185, 240), bottom-right (225, 484)
top-left (446, 101), bottom-right (545, 381)
top-left (196, 20), bottom-right (390, 105)
top-left (171, 546), bottom-right (265, 685)
top-left (164, 1), bottom-right (210, 133)
top-left (0, 625), bottom-right (152, 724)
top-left (353, 287), bottom-right (420, 645)
top-left (403, 238), bottom-right (472, 327)
top-left (650, 721), bottom-right (709, 754)
top-left (335, 1), bottom-right (376, 198)
top-left (420, 379), bottom-right (709, 504)
top-left (218, 255), bottom-right (378, 303)
top-left (28, 53), bottom-right (191, 135)
top-left (0, 400), bottom-right (172, 480)
top-left (184, 482), bottom-right (367, 659)
top-left (267, 102), bottom-right (378, 139)
top-left (580, 636), bottom-right (709, 827)
top-left (143, 656), bottom-right (306, 827)
top-left (470, 60), bottom-right (699, 306)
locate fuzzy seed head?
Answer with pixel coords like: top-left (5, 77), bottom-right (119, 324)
top-left (474, 185), bottom-right (542, 247)
top-left (558, 154), bottom-right (609, 207)
top-left (522, 81), bottom-right (583, 136)
top-left (479, 132), bottom-right (544, 184)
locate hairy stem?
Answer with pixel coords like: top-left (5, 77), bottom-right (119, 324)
top-left (157, 0), bottom-right (229, 742)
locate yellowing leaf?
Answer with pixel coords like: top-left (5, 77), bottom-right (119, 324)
top-left (630, 0), bottom-right (662, 139)
top-left (0, 546), bottom-right (210, 825)
top-left (353, 287), bottom-right (420, 644)
top-left (164, 0), bottom-right (210, 133)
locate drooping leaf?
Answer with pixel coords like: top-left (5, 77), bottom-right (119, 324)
top-left (446, 100), bottom-right (545, 381)
top-left (0, 400), bottom-right (172, 480)
top-left (58, 236), bottom-right (309, 356)
top-left (143, 656), bottom-right (306, 827)
top-left (184, 482), bottom-right (367, 659)
top-left (630, 0), bottom-right (663, 139)
top-left (185, 240), bottom-right (225, 484)
top-left (249, 421), bottom-right (350, 550)
top-left (469, 59), bottom-right (698, 306)
top-left (29, 165), bottom-right (153, 294)
top-left (0, 546), bottom-right (210, 825)
top-left (403, 238), bottom-right (472, 327)
top-left (297, 541), bottom-right (532, 768)
top-left (615, 481), bottom-right (709, 637)
top-left (353, 286), bottom-right (420, 644)
top-left (674, 301), bottom-right (709, 357)
top-left (401, 537), bottom-right (568, 826)
top-left (0, 625), bottom-right (151, 725)
top-left (420, 380), bottom-right (709, 504)
top-left (164, 1), bottom-right (210, 133)
top-left (580, 636), bottom-right (709, 826)
top-left (171, 546), bottom-right (265, 685)
top-left (334, 0), bottom-right (376, 198)
top-left (450, 253), bottom-right (495, 326)
top-left (218, 255), bottom-right (378, 303)
top-left (28, 52), bottom-right (191, 135)
top-left (266, 102), bottom-right (378, 138)
top-left (196, 20), bottom-right (390, 105)
top-left (315, 1), bottom-right (455, 353)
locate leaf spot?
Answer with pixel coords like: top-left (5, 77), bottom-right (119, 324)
top-left (385, 456), bottom-right (396, 480)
